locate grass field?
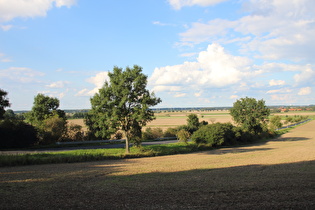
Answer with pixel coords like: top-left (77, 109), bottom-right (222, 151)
top-left (1, 120), bottom-right (314, 209)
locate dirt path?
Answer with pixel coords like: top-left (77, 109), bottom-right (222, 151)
top-left (1, 121), bottom-right (314, 209)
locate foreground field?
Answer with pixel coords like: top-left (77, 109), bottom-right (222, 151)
top-left (1, 121), bottom-right (314, 209)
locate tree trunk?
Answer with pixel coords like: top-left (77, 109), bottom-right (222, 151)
top-left (124, 130), bottom-right (130, 153)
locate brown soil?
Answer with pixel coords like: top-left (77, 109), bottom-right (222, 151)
top-left (1, 121), bottom-right (314, 209)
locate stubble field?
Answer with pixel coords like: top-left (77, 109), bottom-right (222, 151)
top-left (1, 119), bottom-right (314, 209)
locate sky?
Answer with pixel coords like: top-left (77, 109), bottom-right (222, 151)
top-left (0, 0), bottom-right (315, 110)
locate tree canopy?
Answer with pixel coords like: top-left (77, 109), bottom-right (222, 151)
top-left (229, 97), bottom-right (270, 134)
top-left (0, 89), bottom-right (10, 119)
top-left (25, 93), bottom-right (66, 126)
top-left (86, 65), bottom-right (161, 153)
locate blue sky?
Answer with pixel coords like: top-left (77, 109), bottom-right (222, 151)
top-left (0, 0), bottom-right (315, 110)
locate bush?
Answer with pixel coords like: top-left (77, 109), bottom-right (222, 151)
top-left (176, 129), bottom-right (190, 143)
top-left (66, 123), bottom-right (85, 141)
top-left (191, 123), bottom-right (236, 146)
top-left (163, 127), bottom-right (177, 137)
top-left (0, 119), bottom-right (38, 148)
top-left (142, 127), bottom-right (164, 140)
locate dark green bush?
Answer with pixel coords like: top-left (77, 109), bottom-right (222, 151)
top-left (191, 123), bottom-right (236, 146)
top-left (0, 119), bottom-right (38, 148)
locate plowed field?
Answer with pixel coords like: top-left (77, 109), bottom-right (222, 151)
top-left (1, 120), bottom-right (314, 209)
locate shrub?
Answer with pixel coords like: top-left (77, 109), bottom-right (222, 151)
top-left (0, 119), bottom-right (38, 148)
top-left (269, 115), bottom-right (282, 131)
top-left (66, 123), bottom-right (85, 141)
top-left (191, 123), bottom-right (236, 146)
top-left (142, 127), bottom-right (164, 140)
top-left (176, 129), bottom-right (191, 143)
top-left (163, 127), bottom-right (177, 137)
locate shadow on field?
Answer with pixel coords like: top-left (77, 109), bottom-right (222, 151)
top-left (1, 160), bottom-right (314, 209)
top-left (272, 137), bottom-right (310, 142)
top-left (202, 147), bottom-right (273, 155)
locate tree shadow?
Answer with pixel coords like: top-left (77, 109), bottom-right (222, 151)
top-left (201, 147), bottom-right (273, 155)
top-left (271, 137), bottom-right (310, 142)
top-left (1, 160), bottom-right (314, 209)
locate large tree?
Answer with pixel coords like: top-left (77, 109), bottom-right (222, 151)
top-left (0, 89), bottom-right (10, 119)
top-left (230, 97), bottom-right (270, 134)
top-left (86, 65), bottom-right (161, 153)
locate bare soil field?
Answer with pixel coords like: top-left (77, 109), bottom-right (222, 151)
top-left (1, 120), bottom-right (314, 209)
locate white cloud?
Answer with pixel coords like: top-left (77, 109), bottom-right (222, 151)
top-left (179, 0), bottom-right (315, 62)
top-left (194, 91), bottom-right (202, 97)
top-left (298, 87), bottom-right (311, 96)
top-left (0, 67), bottom-right (44, 83)
top-left (269, 79), bottom-right (285, 86)
top-left (0, 53), bottom-right (12, 62)
top-left (266, 88), bottom-right (292, 94)
top-left (152, 85), bottom-right (182, 93)
top-left (0, 24), bottom-right (13, 31)
top-left (230, 95), bottom-right (238, 99)
top-left (0, 0), bottom-right (76, 22)
top-left (46, 81), bottom-right (69, 88)
top-left (294, 67), bottom-right (315, 85)
top-left (76, 72), bottom-right (109, 96)
top-left (174, 93), bottom-right (186, 97)
top-left (150, 43), bottom-right (254, 92)
top-left (152, 21), bottom-right (175, 27)
top-left (168, 0), bottom-right (228, 10)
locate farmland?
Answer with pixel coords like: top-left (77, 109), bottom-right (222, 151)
top-left (1, 120), bottom-right (314, 209)
top-left (68, 110), bottom-right (315, 131)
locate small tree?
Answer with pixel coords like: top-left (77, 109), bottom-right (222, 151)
top-left (25, 94), bottom-right (67, 144)
top-left (176, 129), bottom-right (190, 143)
top-left (187, 114), bottom-right (200, 133)
top-left (86, 65), bottom-right (161, 153)
top-left (0, 89), bottom-right (10, 119)
top-left (230, 97), bottom-right (270, 134)
top-left (25, 93), bottom-right (66, 127)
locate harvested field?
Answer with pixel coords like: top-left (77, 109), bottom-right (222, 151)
top-left (1, 121), bottom-right (314, 209)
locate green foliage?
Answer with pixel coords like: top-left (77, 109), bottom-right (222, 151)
top-left (186, 114), bottom-right (200, 133)
top-left (0, 89), bottom-right (10, 119)
top-left (163, 127), bottom-right (177, 137)
top-left (191, 123), bottom-right (236, 146)
top-left (87, 65), bottom-right (161, 153)
top-left (269, 115), bottom-right (283, 131)
top-left (25, 93), bottom-right (66, 127)
top-left (142, 127), bottom-right (164, 140)
top-left (3, 109), bottom-right (16, 120)
top-left (230, 97), bottom-right (270, 134)
top-left (114, 131), bottom-right (123, 140)
top-left (0, 119), bottom-right (38, 148)
top-left (176, 129), bottom-right (190, 143)
top-left (25, 94), bottom-right (67, 144)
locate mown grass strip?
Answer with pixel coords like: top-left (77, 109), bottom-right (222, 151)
top-left (0, 143), bottom-right (214, 167)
